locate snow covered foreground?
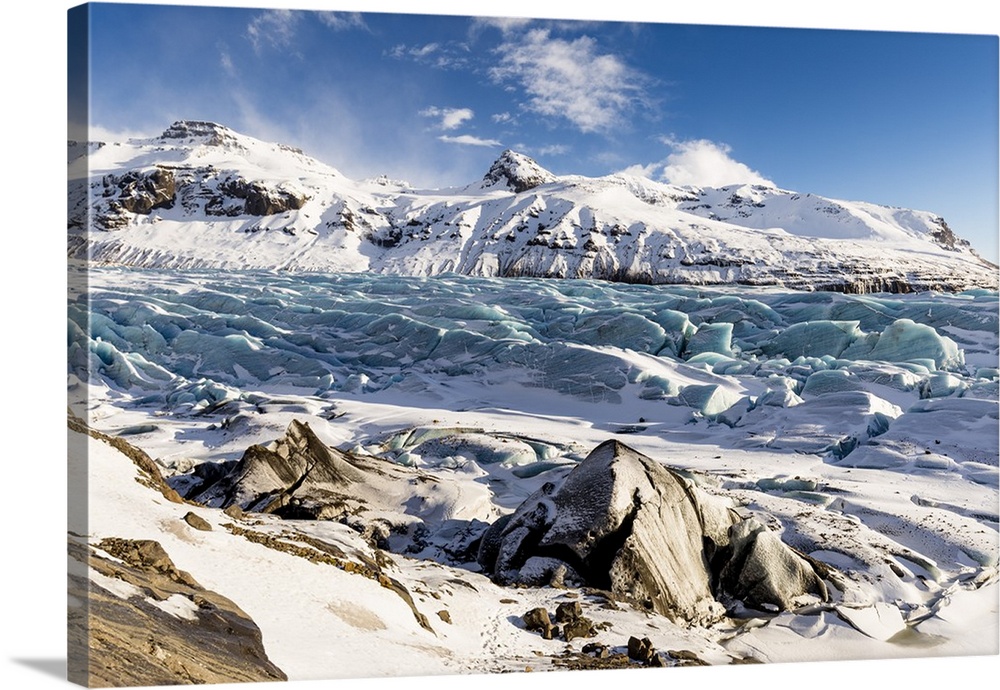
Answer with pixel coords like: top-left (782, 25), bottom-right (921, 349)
top-left (70, 266), bottom-right (998, 682)
top-left (68, 121), bottom-right (997, 293)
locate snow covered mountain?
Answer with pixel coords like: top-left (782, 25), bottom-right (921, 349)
top-left (68, 120), bottom-right (997, 292)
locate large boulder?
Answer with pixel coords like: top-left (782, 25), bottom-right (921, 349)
top-left (478, 439), bottom-right (829, 623)
top-left (479, 440), bottom-right (736, 624)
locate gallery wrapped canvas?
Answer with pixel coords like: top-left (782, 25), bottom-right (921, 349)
top-left (66, 2), bottom-right (998, 687)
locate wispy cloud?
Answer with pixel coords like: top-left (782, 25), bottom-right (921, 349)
top-left (420, 106), bottom-right (475, 131)
top-left (492, 112), bottom-right (514, 124)
top-left (438, 134), bottom-right (502, 147)
top-left (489, 29), bottom-right (651, 134)
top-left (625, 137), bottom-right (774, 187)
top-left (246, 9), bottom-right (299, 53)
top-left (218, 42), bottom-right (237, 78)
top-left (316, 11), bottom-right (367, 32)
top-left (535, 144), bottom-right (569, 156)
top-left (385, 41), bottom-right (470, 70)
top-left (471, 16), bottom-right (534, 35)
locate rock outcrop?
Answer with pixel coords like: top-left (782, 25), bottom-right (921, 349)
top-left (186, 419), bottom-right (371, 516)
top-left (98, 166), bottom-right (176, 227)
top-left (68, 537), bottom-right (286, 686)
top-left (183, 420), bottom-right (472, 533)
top-left (208, 176), bottom-right (306, 217)
top-left (478, 440), bottom-right (828, 623)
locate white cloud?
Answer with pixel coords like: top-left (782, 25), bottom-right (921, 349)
top-left (438, 134), bottom-right (503, 147)
top-left (657, 138), bottom-right (774, 187)
top-left (471, 16), bottom-right (535, 35)
top-left (490, 28), bottom-right (650, 133)
top-left (386, 41), bottom-right (470, 70)
top-left (536, 144), bottom-right (569, 156)
top-left (421, 106), bottom-right (475, 131)
top-left (492, 112), bottom-right (513, 124)
top-left (219, 48), bottom-right (236, 77)
top-left (246, 10), bottom-right (298, 52)
top-left (316, 11), bottom-right (367, 32)
top-left (618, 162), bottom-right (659, 178)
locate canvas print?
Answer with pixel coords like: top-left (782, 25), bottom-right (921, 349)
top-left (67, 2), bottom-right (999, 686)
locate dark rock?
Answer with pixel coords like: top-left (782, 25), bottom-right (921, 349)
top-left (213, 176), bottom-right (306, 217)
top-left (718, 517), bottom-right (828, 611)
top-left (581, 642), bottom-right (609, 659)
top-left (554, 600), bottom-right (582, 623)
top-left (182, 512), bottom-right (212, 531)
top-left (102, 167), bottom-right (176, 216)
top-left (436, 610), bottom-right (452, 624)
top-left (186, 419), bottom-right (377, 515)
top-left (522, 607), bottom-right (552, 632)
top-left (481, 440), bottom-right (736, 624)
top-left (627, 636), bottom-right (656, 664)
top-left (479, 439), bottom-right (830, 623)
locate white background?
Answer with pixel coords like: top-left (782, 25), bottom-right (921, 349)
top-left (1, 1), bottom-right (997, 688)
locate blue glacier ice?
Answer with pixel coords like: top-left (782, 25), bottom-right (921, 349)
top-left (74, 268), bottom-right (997, 469)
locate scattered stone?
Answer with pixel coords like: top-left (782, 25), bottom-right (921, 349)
top-left (182, 512), bottom-right (212, 531)
top-left (668, 649), bottom-right (709, 666)
top-left (581, 642), bottom-right (609, 659)
top-left (436, 610), bottom-right (452, 624)
top-left (522, 607), bottom-right (552, 632)
top-left (562, 617), bottom-right (596, 642)
top-left (555, 601), bottom-right (582, 623)
top-left (223, 504), bottom-right (244, 520)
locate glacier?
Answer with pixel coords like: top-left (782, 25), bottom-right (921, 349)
top-left (73, 267), bottom-right (998, 471)
top-left (70, 266), bottom-right (999, 676)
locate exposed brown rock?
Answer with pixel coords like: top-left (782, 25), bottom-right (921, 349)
top-left (69, 537), bottom-right (286, 687)
top-left (182, 512), bottom-right (212, 531)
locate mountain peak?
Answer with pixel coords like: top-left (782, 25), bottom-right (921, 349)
top-left (158, 120), bottom-right (238, 146)
top-left (481, 149), bottom-right (556, 193)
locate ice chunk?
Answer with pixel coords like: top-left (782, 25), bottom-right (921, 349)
top-left (684, 322), bottom-right (734, 358)
top-left (920, 372), bottom-right (966, 399)
top-left (651, 308), bottom-right (696, 357)
top-left (675, 383), bottom-right (743, 420)
top-left (867, 319), bottom-right (964, 371)
top-left (761, 320), bottom-right (862, 359)
top-left (801, 370), bottom-right (865, 396)
top-left (736, 391), bottom-right (902, 456)
top-left (571, 311), bottom-right (666, 353)
top-left (836, 603), bottom-right (907, 641)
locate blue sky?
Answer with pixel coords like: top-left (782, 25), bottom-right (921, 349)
top-left (77, 1), bottom-right (998, 259)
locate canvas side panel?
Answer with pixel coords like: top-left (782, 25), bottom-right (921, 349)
top-left (67, 3), bottom-right (91, 687)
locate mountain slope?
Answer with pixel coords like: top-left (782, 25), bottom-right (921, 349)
top-left (68, 121), bottom-right (998, 293)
